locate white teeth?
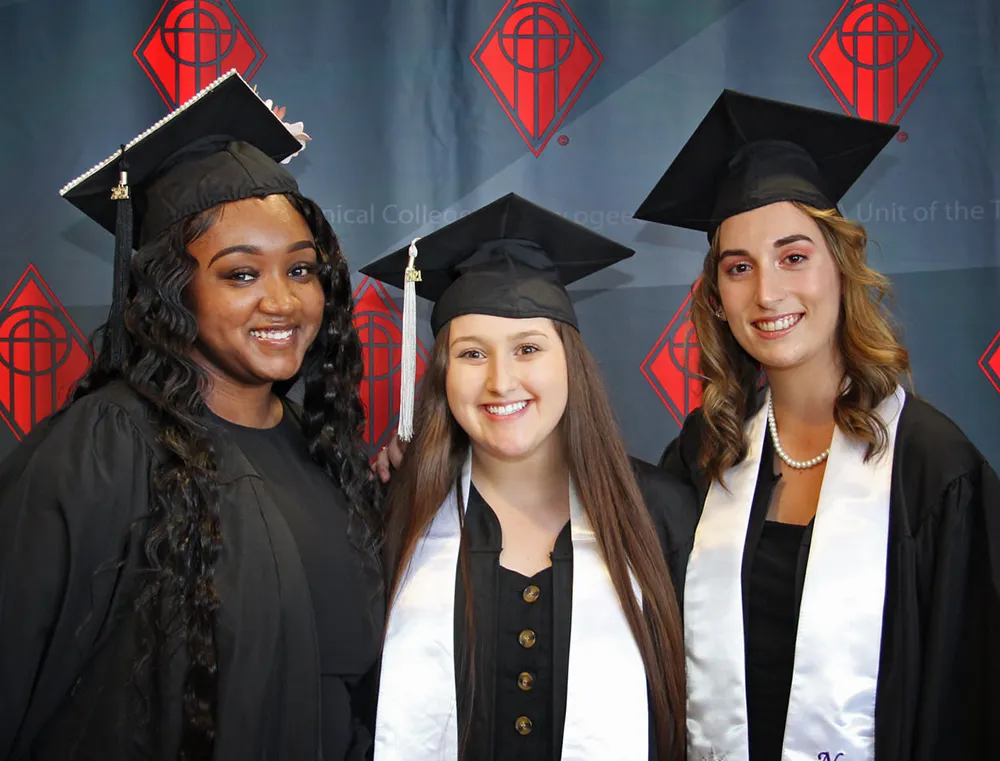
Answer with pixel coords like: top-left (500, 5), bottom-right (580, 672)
top-left (251, 328), bottom-right (294, 340)
top-left (755, 315), bottom-right (800, 332)
top-left (485, 401), bottom-right (528, 416)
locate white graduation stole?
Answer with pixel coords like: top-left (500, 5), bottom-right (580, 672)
top-left (374, 451), bottom-right (650, 760)
top-left (685, 386), bottom-right (906, 761)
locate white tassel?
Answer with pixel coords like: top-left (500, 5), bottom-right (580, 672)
top-left (398, 237), bottom-right (421, 441)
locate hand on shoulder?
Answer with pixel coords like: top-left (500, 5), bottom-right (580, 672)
top-left (371, 429), bottom-right (408, 483)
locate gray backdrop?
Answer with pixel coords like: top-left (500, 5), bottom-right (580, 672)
top-left (0, 0), bottom-right (996, 467)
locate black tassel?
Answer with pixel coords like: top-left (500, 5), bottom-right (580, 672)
top-left (109, 145), bottom-right (132, 370)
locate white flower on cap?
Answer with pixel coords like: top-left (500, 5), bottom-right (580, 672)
top-left (253, 86), bottom-right (312, 163)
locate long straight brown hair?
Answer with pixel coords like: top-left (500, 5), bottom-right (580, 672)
top-left (382, 320), bottom-right (686, 761)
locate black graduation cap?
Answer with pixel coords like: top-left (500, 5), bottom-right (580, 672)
top-left (359, 192), bottom-right (635, 439)
top-left (633, 89), bottom-right (899, 240)
top-left (59, 69), bottom-right (304, 368)
top-left (360, 192), bottom-right (635, 335)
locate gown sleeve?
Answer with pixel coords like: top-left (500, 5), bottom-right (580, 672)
top-left (630, 457), bottom-right (700, 596)
top-left (0, 396), bottom-right (155, 758)
top-left (921, 459), bottom-right (1000, 755)
top-left (343, 664), bottom-right (379, 761)
top-left (658, 410), bottom-right (698, 473)
top-left (657, 408), bottom-right (709, 506)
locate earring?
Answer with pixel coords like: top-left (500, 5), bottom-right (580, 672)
top-left (714, 308), bottom-right (725, 320)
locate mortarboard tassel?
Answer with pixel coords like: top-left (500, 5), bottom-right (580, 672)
top-left (108, 145), bottom-right (132, 370)
top-left (398, 238), bottom-right (422, 441)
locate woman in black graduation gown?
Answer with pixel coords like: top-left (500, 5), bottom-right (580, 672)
top-left (0, 72), bottom-right (383, 760)
top-left (634, 90), bottom-right (1000, 761)
top-left (361, 194), bottom-right (694, 761)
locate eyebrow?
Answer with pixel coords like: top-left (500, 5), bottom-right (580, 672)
top-left (208, 239), bottom-right (317, 268)
top-left (450, 330), bottom-right (549, 348)
top-left (718, 234), bottom-right (815, 261)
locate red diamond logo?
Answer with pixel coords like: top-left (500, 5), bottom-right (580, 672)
top-left (641, 290), bottom-right (703, 427)
top-left (471, 0), bottom-right (603, 156)
top-left (135, 0), bottom-right (266, 110)
top-left (810, 0), bottom-right (941, 124)
top-left (0, 266), bottom-right (92, 440)
top-left (353, 277), bottom-right (429, 458)
top-left (979, 330), bottom-right (1000, 395)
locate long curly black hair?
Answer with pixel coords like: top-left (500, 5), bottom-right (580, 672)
top-left (72, 192), bottom-right (381, 759)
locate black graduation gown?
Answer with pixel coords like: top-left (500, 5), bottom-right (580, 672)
top-left (658, 392), bottom-right (1000, 761)
top-left (0, 380), bottom-right (382, 761)
top-left (453, 458), bottom-right (697, 761)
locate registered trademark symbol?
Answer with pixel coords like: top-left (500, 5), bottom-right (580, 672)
top-left (558, 135), bottom-right (569, 146)
top-left (897, 131), bottom-right (909, 142)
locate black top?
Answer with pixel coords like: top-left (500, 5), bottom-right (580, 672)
top-left (449, 461), bottom-right (698, 761)
top-left (457, 485), bottom-right (564, 761)
top-left (745, 520), bottom-right (808, 761)
top-left (659, 391), bottom-right (1000, 760)
top-left (0, 381), bottom-right (383, 760)
top-left (210, 406), bottom-right (383, 761)
top-left (495, 563), bottom-right (555, 758)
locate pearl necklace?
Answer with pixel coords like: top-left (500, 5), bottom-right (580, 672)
top-left (767, 396), bottom-right (830, 470)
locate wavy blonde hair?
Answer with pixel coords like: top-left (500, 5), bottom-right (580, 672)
top-left (691, 202), bottom-right (911, 484)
